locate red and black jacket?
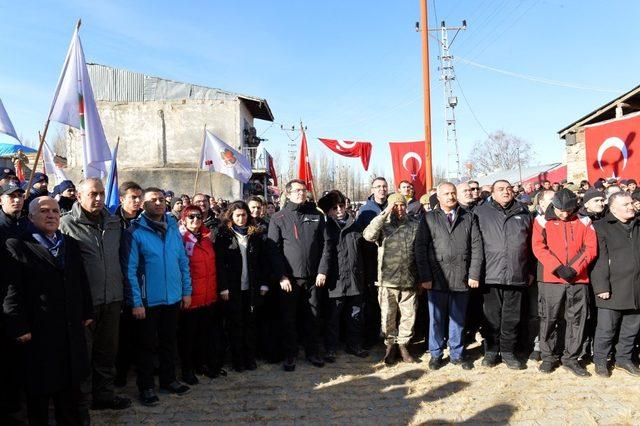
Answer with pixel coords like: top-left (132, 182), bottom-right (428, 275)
top-left (532, 206), bottom-right (597, 284)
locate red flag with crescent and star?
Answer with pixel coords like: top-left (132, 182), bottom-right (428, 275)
top-left (318, 138), bottom-right (373, 171)
top-left (298, 129), bottom-right (315, 194)
top-left (389, 141), bottom-right (427, 198)
top-left (584, 112), bottom-right (640, 182)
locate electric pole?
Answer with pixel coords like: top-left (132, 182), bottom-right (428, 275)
top-left (435, 20), bottom-right (466, 181)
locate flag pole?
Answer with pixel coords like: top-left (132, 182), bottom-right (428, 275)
top-left (105, 137), bottom-right (120, 203)
top-left (24, 122), bottom-right (50, 198)
top-left (193, 124), bottom-right (207, 195)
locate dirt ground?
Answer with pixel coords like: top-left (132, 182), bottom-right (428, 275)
top-left (93, 342), bottom-right (640, 425)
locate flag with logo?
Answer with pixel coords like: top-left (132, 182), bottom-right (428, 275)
top-left (584, 112), bottom-right (640, 181)
top-left (48, 24), bottom-right (111, 178)
top-left (389, 141), bottom-right (427, 197)
top-left (0, 98), bottom-right (19, 142)
top-left (298, 128), bottom-right (315, 193)
top-left (318, 138), bottom-right (372, 171)
top-left (200, 130), bottom-right (252, 183)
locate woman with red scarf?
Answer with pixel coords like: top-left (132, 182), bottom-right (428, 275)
top-left (178, 205), bottom-right (225, 384)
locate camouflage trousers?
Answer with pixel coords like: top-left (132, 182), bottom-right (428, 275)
top-left (378, 287), bottom-right (417, 345)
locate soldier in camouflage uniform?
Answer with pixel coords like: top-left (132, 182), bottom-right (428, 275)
top-left (363, 193), bottom-right (420, 364)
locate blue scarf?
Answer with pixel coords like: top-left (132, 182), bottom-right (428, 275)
top-left (28, 222), bottom-right (65, 268)
top-left (232, 224), bottom-right (248, 235)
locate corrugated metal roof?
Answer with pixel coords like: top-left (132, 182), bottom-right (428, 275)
top-left (86, 63), bottom-right (274, 121)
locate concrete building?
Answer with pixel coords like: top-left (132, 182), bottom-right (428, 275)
top-left (65, 63), bottom-right (274, 199)
top-left (558, 84), bottom-right (640, 183)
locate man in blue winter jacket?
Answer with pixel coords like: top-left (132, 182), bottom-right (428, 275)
top-left (121, 187), bottom-right (192, 406)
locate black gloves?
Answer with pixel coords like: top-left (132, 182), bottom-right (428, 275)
top-left (554, 265), bottom-right (577, 282)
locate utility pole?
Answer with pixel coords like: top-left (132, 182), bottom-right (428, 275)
top-left (435, 20), bottom-right (466, 181)
top-left (418, 1), bottom-right (434, 189)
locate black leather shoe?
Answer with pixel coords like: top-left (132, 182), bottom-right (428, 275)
top-left (139, 389), bottom-right (159, 407)
top-left (383, 345), bottom-right (398, 365)
top-left (202, 366), bottom-right (227, 378)
top-left (245, 360), bottom-right (258, 371)
top-left (539, 361), bottom-right (558, 373)
top-left (563, 361), bottom-right (591, 377)
top-left (481, 352), bottom-right (500, 368)
top-left (324, 351), bottom-right (337, 363)
top-left (182, 371), bottom-right (199, 385)
top-left (92, 395), bottom-right (132, 410)
top-left (502, 352), bottom-right (525, 370)
top-left (345, 346), bottom-right (369, 358)
top-left (160, 381), bottom-right (191, 395)
top-left (594, 362), bottom-right (610, 378)
top-left (428, 356), bottom-right (444, 370)
top-left (615, 361), bottom-right (640, 376)
top-left (451, 357), bottom-right (474, 370)
top-left (283, 357), bottom-right (296, 372)
top-left (306, 355), bottom-right (325, 368)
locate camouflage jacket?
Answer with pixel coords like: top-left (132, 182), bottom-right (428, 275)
top-left (362, 211), bottom-right (419, 289)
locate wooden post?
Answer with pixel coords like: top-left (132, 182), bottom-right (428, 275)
top-left (193, 124), bottom-right (207, 195)
top-left (24, 121), bottom-right (50, 198)
top-left (419, 0), bottom-right (434, 189)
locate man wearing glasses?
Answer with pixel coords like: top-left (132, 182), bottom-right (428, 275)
top-left (267, 179), bottom-right (332, 372)
top-left (356, 177), bottom-right (389, 348)
top-left (467, 180), bottom-right (481, 204)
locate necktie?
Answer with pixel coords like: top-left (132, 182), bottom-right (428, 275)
top-left (447, 212), bottom-right (453, 225)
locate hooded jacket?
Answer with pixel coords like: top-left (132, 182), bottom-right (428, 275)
top-left (363, 211), bottom-right (419, 289)
top-left (325, 212), bottom-right (365, 298)
top-left (532, 205), bottom-right (597, 284)
top-left (267, 201), bottom-right (332, 280)
top-left (121, 212), bottom-right (192, 308)
top-left (59, 203), bottom-right (124, 306)
top-left (590, 213), bottom-right (640, 310)
top-left (179, 224), bottom-right (217, 308)
top-left (475, 199), bottom-right (533, 286)
top-left (415, 206), bottom-right (484, 292)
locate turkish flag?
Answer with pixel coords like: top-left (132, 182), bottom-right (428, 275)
top-left (298, 129), bottom-right (315, 193)
top-left (318, 138), bottom-right (373, 171)
top-left (585, 113), bottom-right (640, 182)
top-left (268, 154), bottom-right (278, 187)
top-left (389, 141), bottom-right (427, 198)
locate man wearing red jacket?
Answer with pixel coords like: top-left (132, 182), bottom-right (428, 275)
top-left (532, 189), bottom-right (597, 377)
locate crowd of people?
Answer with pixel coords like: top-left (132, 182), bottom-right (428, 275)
top-left (1, 164), bottom-right (639, 425)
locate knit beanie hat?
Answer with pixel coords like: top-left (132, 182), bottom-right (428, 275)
top-left (387, 193), bottom-right (407, 206)
top-left (582, 188), bottom-right (605, 205)
top-left (419, 194), bottom-right (430, 205)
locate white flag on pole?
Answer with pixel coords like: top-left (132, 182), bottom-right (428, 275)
top-left (0, 98), bottom-right (19, 142)
top-left (43, 141), bottom-right (68, 185)
top-left (200, 130), bottom-right (252, 183)
top-left (48, 24), bottom-right (111, 178)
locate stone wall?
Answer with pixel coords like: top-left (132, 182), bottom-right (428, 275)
top-left (65, 97), bottom-right (254, 199)
top-left (565, 129), bottom-right (588, 183)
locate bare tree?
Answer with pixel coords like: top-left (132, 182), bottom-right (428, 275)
top-left (467, 130), bottom-right (533, 176)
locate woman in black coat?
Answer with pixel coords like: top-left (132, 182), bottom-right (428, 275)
top-left (3, 221), bottom-right (94, 425)
top-left (214, 201), bottom-right (268, 372)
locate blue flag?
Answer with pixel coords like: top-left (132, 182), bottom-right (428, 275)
top-left (105, 141), bottom-right (119, 213)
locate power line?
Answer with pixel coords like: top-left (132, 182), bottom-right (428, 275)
top-left (456, 56), bottom-right (623, 93)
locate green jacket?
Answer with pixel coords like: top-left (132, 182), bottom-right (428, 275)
top-left (60, 203), bottom-right (124, 306)
top-left (362, 211), bottom-right (419, 289)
